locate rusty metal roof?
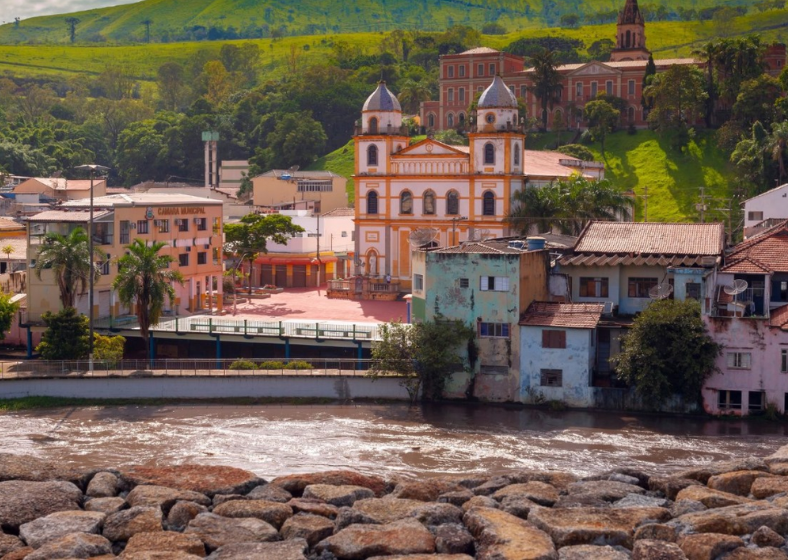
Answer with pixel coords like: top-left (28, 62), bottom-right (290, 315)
top-left (520, 302), bottom-right (604, 329)
top-left (572, 222), bottom-right (725, 256)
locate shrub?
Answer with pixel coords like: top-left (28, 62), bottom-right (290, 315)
top-left (93, 333), bottom-right (125, 367)
top-left (285, 360), bottom-right (312, 370)
top-left (258, 360), bottom-right (286, 369)
top-left (36, 307), bottom-right (89, 360)
top-left (229, 359), bottom-right (258, 370)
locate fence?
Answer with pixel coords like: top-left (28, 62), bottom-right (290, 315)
top-left (0, 358), bottom-right (394, 380)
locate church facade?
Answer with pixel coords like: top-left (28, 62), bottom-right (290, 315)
top-left (421, 0), bottom-right (786, 132)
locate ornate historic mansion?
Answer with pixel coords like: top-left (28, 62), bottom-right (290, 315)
top-left (420, 0), bottom-right (787, 131)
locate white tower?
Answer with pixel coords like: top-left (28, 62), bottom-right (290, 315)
top-left (470, 75), bottom-right (525, 175)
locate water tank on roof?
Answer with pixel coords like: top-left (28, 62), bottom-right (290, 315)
top-left (526, 237), bottom-right (546, 251)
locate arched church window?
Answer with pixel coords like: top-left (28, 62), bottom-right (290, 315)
top-left (447, 113), bottom-right (454, 128)
top-left (367, 145), bottom-right (378, 166)
top-left (369, 117), bottom-right (378, 134)
top-left (423, 190), bottom-right (436, 215)
top-left (367, 191), bottom-right (378, 215)
top-left (400, 191), bottom-right (413, 215)
top-left (513, 143), bottom-right (521, 166)
top-left (484, 143), bottom-right (495, 165)
top-left (446, 191), bottom-right (459, 215)
top-left (428, 113), bottom-right (435, 128)
top-left (482, 191), bottom-right (495, 216)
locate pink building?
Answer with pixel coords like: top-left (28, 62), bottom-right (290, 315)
top-left (703, 222), bottom-right (788, 415)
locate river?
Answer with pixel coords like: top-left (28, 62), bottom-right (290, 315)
top-left (0, 403), bottom-right (785, 479)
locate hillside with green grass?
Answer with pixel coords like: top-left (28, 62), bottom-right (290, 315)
top-left (0, 0), bottom-right (756, 44)
top-left (312, 130), bottom-right (733, 223)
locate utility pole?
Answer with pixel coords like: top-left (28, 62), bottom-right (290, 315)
top-left (714, 198), bottom-right (734, 246)
top-left (696, 187), bottom-right (709, 223)
top-left (451, 215), bottom-right (468, 245)
top-left (640, 186), bottom-right (648, 222)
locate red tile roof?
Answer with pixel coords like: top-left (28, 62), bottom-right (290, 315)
top-left (523, 150), bottom-right (598, 179)
top-left (770, 304), bottom-right (788, 330)
top-left (722, 223), bottom-right (788, 273)
top-left (520, 301), bottom-right (604, 329)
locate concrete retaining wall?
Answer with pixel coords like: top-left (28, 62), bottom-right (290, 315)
top-left (0, 376), bottom-right (411, 401)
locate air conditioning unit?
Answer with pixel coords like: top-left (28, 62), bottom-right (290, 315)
top-left (129, 222), bottom-right (136, 230)
top-left (194, 218), bottom-right (202, 224)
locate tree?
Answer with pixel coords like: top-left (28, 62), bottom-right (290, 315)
top-left (65, 17), bottom-right (80, 43)
top-left (36, 307), bottom-right (90, 360)
top-left (614, 299), bottom-right (720, 409)
top-left (250, 111), bottom-right (327, 171)
top-left (641, 54), bottom-right (657, 113)
top-left (732, 121), bottom-right (770, 188)
top-left (369, 318), bottom-right (475, 402)
top-left (528, 49), bottom-right (564, 131)
top-left (224, 213), bottom-right (304, 294)
top-left (560, 14), bottom-right (580, 28)
top-left (584, 99), bottom-right (619, 155)
top-left (557, 144), bottom-right (595, 161)
top-left (34, 227), bottom-right (104, 310)
top-left (587, 39), bottom-right (614, 61)
top-left (397, 79), bottom-right (432, 115)
top-left (113, 239), bottom-right (183, 351)
top-left (200, 60), bottom-right (240, 105)
top-left (552, 110), bottom-right (567, 146)
top-left (0, 291), bottom-right (19, 341)
top-left (2, 245), bottom-right (13, 274)
top-left (768, 121), bottom-right (788, 183)
top-left (157, 62), bottom-right (190, 111)
top-left (644, 65), bottom-right (707, 139)
top-left (141, 19), bottom-right (153, 43)
top-left (732, 75), bottom-right (782, 128)
top-left (93, 333), bottom-right (125, 366)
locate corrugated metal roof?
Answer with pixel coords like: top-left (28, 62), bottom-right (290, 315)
top-left (520, 302), bottom-right (604, 329)
top-left (432, 240), bottom-right (526, 254)
top-left (62, 193), bottom-right (223, 207)
top-left (572, 222), bottom-right (724, 256)
top-left (27, 210), bottom-right (113, 222)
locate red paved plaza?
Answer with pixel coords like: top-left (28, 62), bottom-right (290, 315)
top-left (224, 288), bottom-right (407, 324)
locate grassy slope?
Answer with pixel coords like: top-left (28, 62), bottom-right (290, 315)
top-left (2, 8), bottom-right (788, 81)
top-left (314, 130), bottom-right (732, 223)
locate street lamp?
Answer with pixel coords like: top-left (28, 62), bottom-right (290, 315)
top-left (75, 164), bottom-right (109, 373)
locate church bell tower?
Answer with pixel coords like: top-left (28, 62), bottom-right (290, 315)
top-left (610, 0), bottom-right (650, 62)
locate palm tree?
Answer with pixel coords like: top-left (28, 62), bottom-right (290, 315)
top-left (397, 79), bottom-right (433, 116)
top-left (141, 19), bottom-right (153, 43)
top-left (528, 49), bottom-right (563, 131)
top-left (507, 184), bottom-right (562, 236)
top-left (34, 227), bottom-right (104, 309)
top-left (2, 244), bottom-right (13, 275)
top-left (768, 121), bottom-right (788, 183)
top-left (692, 40), bottom-right (719, 127)
top-left (113, 239), bottom-right (183, 352)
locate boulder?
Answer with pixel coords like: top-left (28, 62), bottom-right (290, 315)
top-left (246, 483), bottom-right (293, 503)
top-left (1, 546), bottom-right (33, 559)
top-left (391, 480), bottom-right (463, 502)
top-left (462, 496), bottom-right (499, 512)
top-left (752, 525), bottom-right (786, 548)
top-left (0, 480), bottom-right (82, 531)
top-left (205, 539), bottom-right (308, 560)
top-left (670, 500), bottom-right (706, 518)
top-left (674, 486), bottom-right (752, 509)
top-left (500, 496), bottom-right (540, 520)
top-left (707, 470), bottom-right (774, 496)
top-left (281, 513), bottom-right (334, 547)
top-left (127, 485), bottom-right (211, 513)
top-left (335, 507), bottom-right (381, 532)
top-left (19, 510), bottom-right (105, 549)
top-left (676, 458), bottom-right (768, 484)
top-left (751, 477), bottom-right (788, 499)
top-left (302, 484), bottom-right (374, 507)
top-left (677, 533), bottom-right (743, 560)
top-left (211, 494), bottom-right (246, 507)
top-left (439, 490), bottom-right (474, 506)
top-left (167, 501), bottom-right (209, 531)
top-left (529, 506), bottom-right (671, 548)
top-left (0, 454), bottom-right (90, 488)
top-left (85, 497), bottom-right (127, 514)
top-left (568, 480), bottom-right (645, 502)
top-left (212, 499), bottom-right (292, 529)
top-left (763, 444), bottom-right (788, 472)
top-left (23, 532), bottom-right (112, 560)
top-left (410, 503), bottom-right (464, 526)
top-left (464, 507), bottom-right (556, 560)
top-left (613, 495), bottom-right (669, 509)
top-left (123, 531), bottom-right (206, 556)
top-left (103, 506), bottom-right (163, 542)
top-left (120, 465), bottom-right (262, 497)
top-left (367, 556), bottom-right (473, 560)
top-left (553, 494), bottom-right (612, 509)
top-left (86, 472), bottom-right (119, 498)
top-left (632, 539), bottom-right (687, 560)
top-left (612, 468), bottom-right (652, 489)
top-left (272, 470), bottom-right (387, 497)
top-left (185, 512), bottom-right (278, 552)
top-left (648, 477), bottom-right (703, 501)
top-left (672, 502), bottom-right (788, 535)
top-left (558, 545), bottom-right (631, 559)
top-left (473, 476), bottom-right (513, 496)
top-left (724, 547), bottom-right (788, 559)
top-left (431, 522), bottom-right (475, 555)
top-left (317, 519), bottom-right (435, 558)
top-left (509, 471), bottom-right (579, 492)
top-left (352, 497), bottom-right (427, 524)
top-left (492, 482), bottom-right (559, 507)
top-left (287, 498), bottom-right (339, 519)
top-left (634, 523), bottom-right (677, 542)
top-left (584, 473), bottom-right (641, 486)
top-left (0, 533), bottom-right (25, 556)
top-left (122, 553), bottom-right (204, 560)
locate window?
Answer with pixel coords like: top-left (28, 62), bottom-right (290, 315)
top-left (773, 281), bottom-right (788, 302)
top-left (100, 254), bottom-right (111, 275)
top-left (749, 391), bottom-right (765, 412)
top-left (428, 114), bottom-right (435, 128)
top-left (748, 211), bottom-right (764, 221)
top-left (718, 390), bottom-right (742, 410)
top-left (606, 80), bottom-right (613, 95)
top-left (478, 63), bottom-right (484, 76)
top-left (628, 79), bottom-right (635, 95)
top-left (178, 253), bottom-right (189, 267)
top-left (341, 231), bottom-right (348, 238)
top-left (628, 277), bottom-right (658, 298)
top-left (459, 65), bottom-right (465, 77)
top-left (576, 82), bottom-right (583, 98)
top-left (137, 220), bottom-right (149, 234)
top-left (484, 143), bottom-right (495, 165)
top-left (414, 274), bottom-right (424, 291)
top-left (489, 63), bottom-right (496, 75)
top-left (448, 88), bottom-right (454, 102)
top-left (482, 191), bottom-right (495, 216)
top-left (447, 66), bottom-right (454, 78)
top-left (156, 219), bottom-right (169, 234)
top-left (542, 330), bottom-right (567, 349)
top-left (782, 349), bottom-right (788, 373)
top-left (485, 112), bottom-right (495, 124)
top-left (591, 81), bottom-right (598, 97)
top-left (459, 113), bottom-right (466, 125)
top-left (176, 219), bottom-right (189, 232)
top-left (400, 191), bottom-right (413, 214)
top-left (580, 277), bottom-right (609, 298)
top-left (369, 117), bottom-right (378, 134)
top-left (120, 221), bottom-right (130, 244)
top-left (459, 278), bottom-right (469, 288)
top-left (367, 145), bottom-right (378, 166)
top-left (367, 191), bottom-right (379, 215)
top-left (727, 352), bottom-right (752, 369)
top-left (213, 247), bottom-right (220, 264)
top-left (479, 322), bottom-right (510, 338)
top-left (540, 369), bottom-right (563, 387)
top-left (197, 252), bottom-right (207, 265)
top-left (194, 218), bottom-right (207, 231)
top-left (459, 88), bottom-right (465, 103)
top-left (447, 113), bottom-right (454, 127)
top-left (513, 143), bottom-right (520, 166)
top-left (422, 190), bottom-right (436, 215)
top-left (520, 85), bottom-right (527, 99)
top-left (480, 276), bottom-right (509, 291)
top-left (509, 85), bottom-right (516, 96)
top-left (686, 282), bottom-right (701, 300)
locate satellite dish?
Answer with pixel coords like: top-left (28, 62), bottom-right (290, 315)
top-left (648, 282), bottom-right (674, 300)
top-left (408, 228), bottom-right (439, 247)
top-left (723, 279), bottom-right (749, 296)
top-left (289, 165), bottom-right (300, 172)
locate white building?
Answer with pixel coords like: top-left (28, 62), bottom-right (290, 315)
top-left (743, 183), bottom-right (788, 239)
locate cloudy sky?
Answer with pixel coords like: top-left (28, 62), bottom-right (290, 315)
top-left (1, 0), bottom-right (137, 23)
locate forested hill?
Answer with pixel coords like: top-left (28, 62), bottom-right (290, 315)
top-left (0, 0), bottom-right (757, 44)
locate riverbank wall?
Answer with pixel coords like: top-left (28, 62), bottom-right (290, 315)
top-left (2, 446), bottom-right (788, 559)
top-left (0, 375), bottom-right (411, 401)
